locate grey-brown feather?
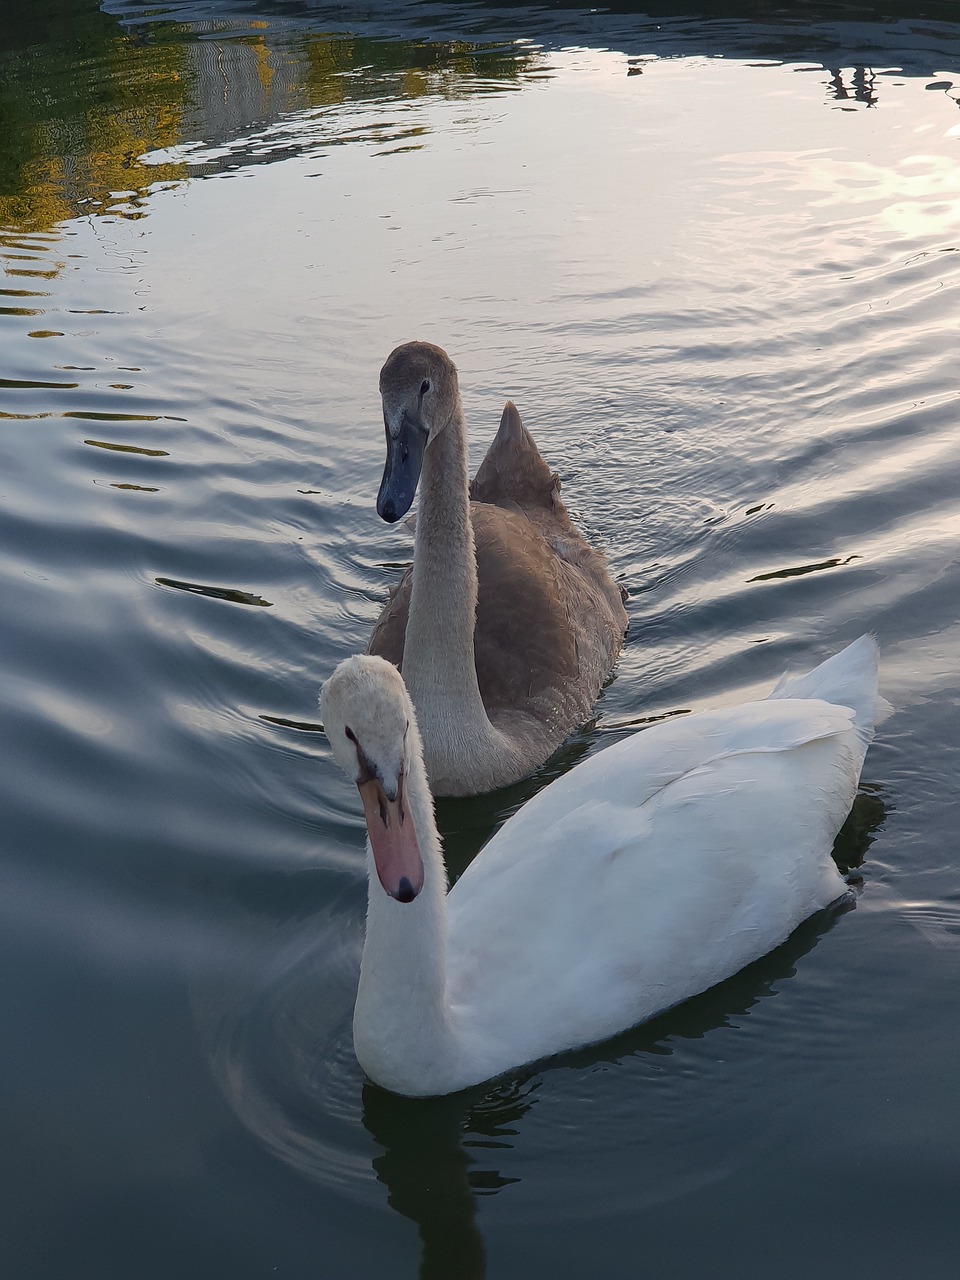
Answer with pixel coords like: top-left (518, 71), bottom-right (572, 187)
top-left (368, 399), bottom-right (627, 752)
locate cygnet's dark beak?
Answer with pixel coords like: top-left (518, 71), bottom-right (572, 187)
top-left (377, 412), bottom-right (427, 523)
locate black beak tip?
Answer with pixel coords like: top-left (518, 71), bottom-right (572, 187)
top-left (378, 497), bottom-right (399, 523)
top-left (394, 877), bottom-right (418, 903)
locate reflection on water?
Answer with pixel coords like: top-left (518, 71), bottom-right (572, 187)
top-left (3, 0), bottom-right (959, 236)
top-left (363, 1083), bottom-right (495, 1280)
top-left (0, 0), bottom-right (545, 233)
top-left (0, 3), bottom-right (188, 230)
top-left (828, 65), bottom-right (879, 109)
top-left (156, 576), bottom-right (274, 606)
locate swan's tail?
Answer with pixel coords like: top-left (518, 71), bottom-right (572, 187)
top-left (469, 401), bottom-right (568, 519)
top-left (768, 634), bottom-right (891, 752)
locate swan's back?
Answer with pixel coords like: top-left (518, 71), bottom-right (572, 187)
top-left (367, 503), bottom-right (620, 719)
top-left (444, 636), bottom-right (881, 1076)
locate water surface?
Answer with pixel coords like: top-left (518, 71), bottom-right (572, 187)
top-left (2, 3), bottom-right (959, 1277)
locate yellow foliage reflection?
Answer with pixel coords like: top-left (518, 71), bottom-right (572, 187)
top-left (0, 5), bottom-right (542, 242)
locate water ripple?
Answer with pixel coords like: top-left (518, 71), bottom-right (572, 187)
top-left (3, 14), bottom-right (960, 1273)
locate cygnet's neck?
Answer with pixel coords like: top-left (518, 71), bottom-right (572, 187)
top-left (402, 404), bottom-right (479, 702)
top-left (400, 401), bottom-right (523, 794)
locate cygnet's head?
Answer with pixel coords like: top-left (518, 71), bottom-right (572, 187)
top-left (321, 655), bottom-right (425, 903)
top-left (377, 341), bottom-right (459, 524)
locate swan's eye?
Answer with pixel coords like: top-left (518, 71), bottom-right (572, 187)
top-left (344, 726), bottom-right (357, 744)
top-left (420, 379), bottom-right (431, 396)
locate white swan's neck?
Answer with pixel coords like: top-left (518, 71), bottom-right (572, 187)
top-left (352, 763), bottom-right (461, 1096)
top-left (401, 401), bottom-right (523, 793)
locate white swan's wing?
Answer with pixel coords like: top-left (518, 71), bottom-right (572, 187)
top-left (454, 697), bottom-right (855, 885)
top-left (769, 633), bottom-right (889, 748)
top-left (446, 699), bottom-right (858, 1072)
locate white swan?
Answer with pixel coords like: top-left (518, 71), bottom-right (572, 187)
top-left (367, 341), bottom-right (627, 797)
top-left (321, 635), bottom-right (883, 1097)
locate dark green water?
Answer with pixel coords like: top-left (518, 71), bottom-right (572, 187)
top-left (2, 2), bottom-right (959, 1276)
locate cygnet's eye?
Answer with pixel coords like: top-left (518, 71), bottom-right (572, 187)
top-left (419, 379), bottom-right (431, 395)
top-left (344, 725), bottom-right (358, 745)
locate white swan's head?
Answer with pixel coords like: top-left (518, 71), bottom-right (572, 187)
top-left (321, 655), bottom-right (425, 903)
top-left (377, 340), bottom-right (459, 523)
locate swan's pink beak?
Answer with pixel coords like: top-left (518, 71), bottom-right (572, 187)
top-left (358, 772), bottom-right (424, 903)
